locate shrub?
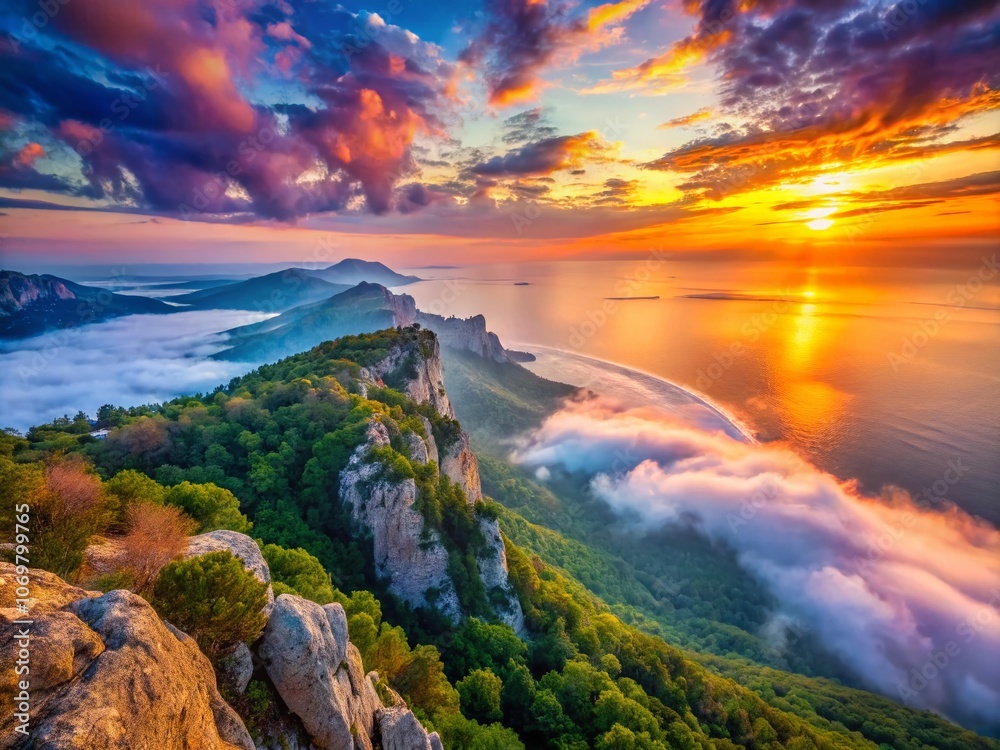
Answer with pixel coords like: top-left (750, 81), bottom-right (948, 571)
top-left (0, 457), bottom-right (110, 581)
top-left (116, 502), bottom-right (197, 594)
top-left (104, 469), bottom-right (167, 527)
top-left (151, 550), bottom-right (268, 658)
top-left (260, 543), bottom-right (335, 604)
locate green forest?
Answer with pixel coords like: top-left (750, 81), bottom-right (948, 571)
top-left (1, 328), bottom-right (994, 750)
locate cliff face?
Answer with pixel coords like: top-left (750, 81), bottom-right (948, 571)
top-left (342, 330), bottom-right (524, 630)
top-left (417, 312), bottom-right (511, 363)
top-left (0, 272), bottom-right (76, 315)
top-left (359, 333), bottom-right (452, 417)
top-left (340, 422), bottom-right (463, 621)
top-left (0, 270), bottom-right (172, 339)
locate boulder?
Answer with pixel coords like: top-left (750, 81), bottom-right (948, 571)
top-left (0, 564), bottom-right (253, 750)
top-left (259, 594), bottom-right (388, 750)
top-left (377, 706), bottom-right (437, 750)
top-left (218, 642), bottom-right (254, 694)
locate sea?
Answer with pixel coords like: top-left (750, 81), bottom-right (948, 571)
top-left (400, 259), bottom-right (1000, 525)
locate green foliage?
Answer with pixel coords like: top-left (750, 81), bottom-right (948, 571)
top-left (260, 543), bottom-right (335, 604)
top-left (151, 550), bottom-right (269, 658)
top-left (104, 468), bottom-right (167, 524)
top-left (163, 480), bottom-right (251, 533)
top-left (457, 669), bottom-right (503, 724)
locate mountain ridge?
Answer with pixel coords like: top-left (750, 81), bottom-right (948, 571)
top-left (0, 270), bottom-right (173, 339)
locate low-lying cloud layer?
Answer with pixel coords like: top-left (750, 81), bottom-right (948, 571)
top-left (512, 395), bottom-right (1000, 733)
top-left (0, 310), bottom-right (268, 431)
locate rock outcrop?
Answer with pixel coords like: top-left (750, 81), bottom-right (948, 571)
top-left (440, 431), bottom-right (483, 502)
top-left (360, 334), bottom-right (453, 418)
top-left (0, 563), bottom-right (254, 750)
top-left (340, 422), bottom-right (462, 621)
top-left (343, 332), bottom-right (524, 631)
top-left (417, 312), bottom-right (512, 364)
top-left (259, 593), bottom-right (442, 750)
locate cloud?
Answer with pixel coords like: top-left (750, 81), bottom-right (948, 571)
top-left (633, 0), bottom-right (1000, 199)
top-left (0, 310), bottom-right (269, 432)
top-left (460, 0), bottom-right (651, 106)
top-left (0, 0), bottom-right (456, 220)
top-left (659, 108), bottom-right (715, 130)
top-left (471, 132), bottom-right (611, 176)
top-left (512, 395), bottom-right (1000, 734)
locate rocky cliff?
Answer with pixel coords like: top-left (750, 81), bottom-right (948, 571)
top-left (340, 421), bottom-right (463, 622)
top-left (416, 312), bottom-right (511, 364)
top-left (341, 330), bottom-right (524, 630)
top-left (0, 270), bottom-right (172, 339)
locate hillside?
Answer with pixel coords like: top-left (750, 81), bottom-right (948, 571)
top-left (0, 269), bottom-right (173, 339)
top-left (172, 268), bottom-right (350, 311)
top-left (214, 282), bottom-right (418, 361)
top-left (2, 328), bottom-right (995, 750)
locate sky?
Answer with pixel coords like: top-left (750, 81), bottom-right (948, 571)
top-left (0, 0), bottom-right (998, 268)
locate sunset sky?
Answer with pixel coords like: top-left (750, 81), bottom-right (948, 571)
top-left (0, 0), bottom-right (997, 268)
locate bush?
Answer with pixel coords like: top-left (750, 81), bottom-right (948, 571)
top-left (151, 550), bottom-right (268, 658)
top-left (164, 481), bottom-right (251, 534)
top-left (260, 543), bottom-right (335, 604)
top-left (104, 469), bottom-right (167, 527)
top-left (0, 456), bottom-right (110, 581)
top-left (116, 502), bottom-right (197, 594)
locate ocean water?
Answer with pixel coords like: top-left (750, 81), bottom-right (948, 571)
top-left (401, 259), bottom-right (1000, 525)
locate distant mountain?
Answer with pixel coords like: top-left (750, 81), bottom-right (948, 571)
top-left (172, 268), bottom-right (350, 311)
top-left (213, 282), bottom-right (416, 361)
top-left (0, 270), bottom-right (173, 339)
top-left (307, 258), bottom-right (421, 286)
top-left (213, 282), bottom-right (520, 365)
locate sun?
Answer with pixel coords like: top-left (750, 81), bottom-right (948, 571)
top-left (805, 206), bottom-right (836, 231)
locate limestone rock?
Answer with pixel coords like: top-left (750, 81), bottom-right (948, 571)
top-left (218, 642), bottom-right (254, 694)
top-left (440, 431), bottom-right (483, 502)
top-left (476, 519), bottom-right (525, 634)
top-left (340, 424), bottom-right (462, 622)
top-left (0, 564), bottom-right (253, 750)
top-left (362, 335), bottom-right (453, 418)
top-left (186, 530), bottom-right (274, 615)
top-left (259, 594), bottom-right (390, 750)
top-left (377, 706), bottom-right (437, 750)
top-left (416, 312), bottom-right (512, 363)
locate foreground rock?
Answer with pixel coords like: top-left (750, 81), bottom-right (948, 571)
top-left (260, 593), bottom-right (441, 750)
top-left (0, 563), bottom-right (253, 750)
